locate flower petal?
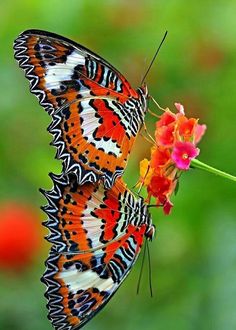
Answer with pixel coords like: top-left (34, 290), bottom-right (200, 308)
top-left (163, 199), bottom-right (173, 215)
top-left (177, 117), bottom-right (197, 140)
top-left (174, 102), bottom-right (185, 114)
top-left (150, 146), bottom-right (171, 168)
top-left (156, 110), bottom-right (176, 128)
top-left (195, 124), bottom-right (207, 143)
top-left (155, 125), bottom-right (175, 147)
top-left (147, 175), bottom-right (172, 198)
top-left (139, 158), bottom-right (153, 186)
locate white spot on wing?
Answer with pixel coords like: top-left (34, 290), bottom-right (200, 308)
top-left (59, 267), bottom-right (114, 292)
top-left (80, 100), bottom-right (121, 157)
top-left (45, 51), bottom-right (85, 89)
top-left (80, 187), bottom-right (110, 249)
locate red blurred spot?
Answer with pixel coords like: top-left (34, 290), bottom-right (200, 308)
top-left (193, 40), bottom-right (225, 71)
top-left (0, 202), bottom-right (42, 272)
top-left (105, 3), bottom-right (143, 29)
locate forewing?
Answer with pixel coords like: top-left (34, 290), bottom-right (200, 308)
top-left (50, 96), bottom-right (138, 187)
top-left (13, 29), bottom-right (138, 114)
top-left (14, 30), bottom-right (145, 188)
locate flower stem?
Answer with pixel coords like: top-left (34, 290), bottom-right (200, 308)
top-left (191, 159), bottom-right (236, 182)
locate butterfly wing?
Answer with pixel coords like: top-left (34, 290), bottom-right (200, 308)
top-left (13, 29), bottom-right (139, 113)
top-left (41, 172), bottom-right (149, 253)
top-left (43, 225), bottom-right (146, 330)
top-left (41, 173), bottom-right (153, 329)
top-left (14, 30), bottom-right (148, 188)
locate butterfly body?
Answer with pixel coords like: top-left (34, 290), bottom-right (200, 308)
top-left (14, 30), bottom-right (148, 188)
top-left (41, 173), bottom-right (154, 330)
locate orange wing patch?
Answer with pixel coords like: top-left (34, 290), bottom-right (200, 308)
top-left (53, 98), bottom-right (135, 187)
top-left (42, 173), bottom-right (131, 253)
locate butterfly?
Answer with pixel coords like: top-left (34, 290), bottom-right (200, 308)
top-left (14, 30), bottom-right (149, 189)
top-left (41, 172), bottom-right (155, 330)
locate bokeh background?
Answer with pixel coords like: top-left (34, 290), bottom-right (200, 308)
top-left (1, 1), bottom-right (236, 329)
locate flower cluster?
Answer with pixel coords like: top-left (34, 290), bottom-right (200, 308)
top-left (139, 103), bottom-right (206, 214)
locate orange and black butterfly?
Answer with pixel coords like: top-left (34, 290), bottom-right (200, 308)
top-left (41, 173), bottom-right (155, 330)
top-left (14, 30), bottom-right (148, 188)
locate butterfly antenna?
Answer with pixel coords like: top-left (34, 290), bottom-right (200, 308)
top-left (147, 240), bottom-right (153, 297)
top-left (141, 31), bottom-right (168, 86)
top-left (136, 239), bottom-right (147, 295)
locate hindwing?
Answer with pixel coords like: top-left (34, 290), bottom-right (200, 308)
top-left (41, 173), bottom-right (151, 253)
top-left (41, 173), bottom-right (154, 329)
top-left (43, 226), bottom-right (146, 330)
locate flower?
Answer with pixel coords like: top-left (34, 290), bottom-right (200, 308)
top-left (138, 102), bottom-right (206, 214)
top-left (157, 110), bottom-right (176, 127)
top-left (147, 175), bottom-right (172, 199)
top-left (163, 199), bottom-right (173, 215)
top-left (178, 117), bottom-right (197, 140)
top-left (171, 141), bottom-right (199, 170)
top-left (150, 146), bottom-right (170, 168)
top-left (147, 174), bottom-right (176, 215)
top-left (155, 111), bottom-right (176, 147)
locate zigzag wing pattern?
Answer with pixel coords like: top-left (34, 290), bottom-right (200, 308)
top-left (41, 173), bottom-right (151, 253)
top-left (14, 30), bottom-right (148, 188)
top-left (41, 173), bottom-right (154, 330)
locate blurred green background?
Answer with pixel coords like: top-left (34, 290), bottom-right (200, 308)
top-left (0, 1), bottom-right (236, 329)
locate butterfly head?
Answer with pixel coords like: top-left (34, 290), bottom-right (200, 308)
top-left (137, 84), bottom-right (149, 115)
top-left (139, 83), bottom-right (148, 98)
top-left (139, 200), bottom-right (154, 241)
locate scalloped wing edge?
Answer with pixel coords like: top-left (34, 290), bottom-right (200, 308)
top-left (13, 32), bottom-right (54, 114)
top-left (41, 241), bottom-right (142, 330)
top-left (41, 249), bottom-right (73, 330)
top-left (40, 172), bottom-right (74, 252)
top-left (48, 112), bottom-right (124, 189)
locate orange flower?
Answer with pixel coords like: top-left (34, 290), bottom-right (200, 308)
top-left (177, 116), bottom-right (197, 141)
top-left (150, 146), bottom-right (171, 168)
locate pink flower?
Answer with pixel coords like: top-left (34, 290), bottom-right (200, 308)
top-left (171, 141), bottom-right (199, 170)
top-left (174, 102), bottom-right (185, 114)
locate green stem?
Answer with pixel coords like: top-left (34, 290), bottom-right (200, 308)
top-left (191, 159), bottom-right (236, 182)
